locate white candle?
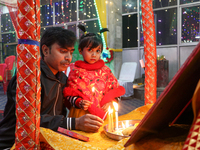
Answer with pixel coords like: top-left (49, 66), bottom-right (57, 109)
top-left (110, 108), bottom-right (114, 132)
top-left (102, 111), bottom-right (108, 120)
top-left (108, 106), bottom-right (111, 132)
top-left (113, 102), bottom-right (119, 130)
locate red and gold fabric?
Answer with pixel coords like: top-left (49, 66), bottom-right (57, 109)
top-left (15, 0), bottom-right (41, 149)
top-left (141, 0), bottom-right (157, 105)
top-left (63, 60), bottom-right (125, 119)
top-left (38, 104), bottom-right (152, 150)
top-left (182, 80), bottom-right (200, 149)
top-left (12, 104), bottom-right (188, 150)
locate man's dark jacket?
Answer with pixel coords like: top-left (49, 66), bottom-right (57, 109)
top-left (0, 59), bottom-right (69, 149)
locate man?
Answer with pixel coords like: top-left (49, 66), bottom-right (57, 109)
top-left (0, 27), bottom-right (103, 149)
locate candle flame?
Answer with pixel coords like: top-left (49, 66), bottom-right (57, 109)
top-left (113, 102), bottom-right (118, 111)
top-left (108, 106), bottom-right (111, 114)
top-left (111, 108), bottom-right (113, 113)
top-left (92, 87), bottom-right (95, 92)
top-left (122, 121), bottom-right (130, 129)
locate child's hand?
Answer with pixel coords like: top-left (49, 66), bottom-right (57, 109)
top-left (101, 101), bottom-right (113, 112)
top-left (80, 100), bottom-right (92, 110)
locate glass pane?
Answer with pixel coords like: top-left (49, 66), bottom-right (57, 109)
top-left (41, 0), bottom-right (64, 5)
top-left (122, 14), bottom-right (138, 48)
top-left (2, 33), bottom-right (16, 43)
top-left (1, 13), bottom-right (15, 32)
top-left (78, 20), bottom-right (100, 37)
top-left (4, 45), bottom-right (17, 57)
top-left (67, 24), bottom-right (76, 35)
top-left (182, 6), bottom-right (200, 43)
top-left (152, 0), bottom-right (177, 8)
top-left (140, 14), bottom-right (144, 46)
top-left (40, 27), bottom-right (52, 38)
top-left (55, 1), bottom-right (77, 24)
top-left (180, 0), bottom-right (200, 4)
top-left (79, 0), bottom-right (97, 20)
top-left (140, 8), bottom-right (177, 46)
top-left (40, 4), bottom-right (53, 26)
top-left (122, 0), bottom-right (137, 14)
top-left (155, 8), bottom-right (177, 45)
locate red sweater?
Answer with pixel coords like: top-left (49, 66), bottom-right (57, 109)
top-left (63, 59), bottom-right (125, 119)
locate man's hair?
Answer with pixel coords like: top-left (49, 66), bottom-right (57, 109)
top-left (40, 27), bottom-right (76, 59)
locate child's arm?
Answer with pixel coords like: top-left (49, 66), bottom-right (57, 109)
top-left (66, 96), bottom-right (92, 110)
top-left (66, 96), bottom-right (81, 109)
top-left (79, 100), bottom-right (92, 110)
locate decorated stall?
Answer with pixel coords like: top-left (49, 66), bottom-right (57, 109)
top-left (2, 0), bottom-right (198, 149)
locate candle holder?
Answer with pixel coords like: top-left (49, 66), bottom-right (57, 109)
top-left (103, 120), bottom-right (141, 141)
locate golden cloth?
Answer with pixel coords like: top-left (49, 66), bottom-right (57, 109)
top-left (39, 104), bottom-right (152, 150)
top-left (12, 104), bottom-right (188, 149)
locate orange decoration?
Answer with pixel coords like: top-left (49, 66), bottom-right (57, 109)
top-left (141, 0), bottom-right (157, 105)
top-left (15, 0), bottom-right (41, 149)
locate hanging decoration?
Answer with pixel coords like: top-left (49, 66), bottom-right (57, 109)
top-left (15, 0), bottom-right (41, 149)
top-left (141, 0), bottom-right (157, 105)
top-left (102, 47), bottom-right (114, 63)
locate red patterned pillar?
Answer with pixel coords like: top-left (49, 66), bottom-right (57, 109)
top-left (15, 0), bottom-right (41, 149)
top-left (141, 0), bottom-right (157, 105)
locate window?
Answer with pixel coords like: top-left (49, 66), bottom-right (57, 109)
top-left (122, 0), bottom-right (137, 14)
top-left (180, 0), bottom-right (200, 4)
top-left (40, 5), bottom-right (53, 26)
top-left (1, 13), bottom-right (15, 32)
top-left (155, 8), bottom-right (177, 45)
top-left (79, 0), bottom-right (97, 20)
top-left (123, 14), bottom-right (138, 48)
top-left (55, 1), bottom-right (77, 24)
top-left (182, 6), bottom-right (200, 43)
top-left (153, 0), bottom-right (177, 8)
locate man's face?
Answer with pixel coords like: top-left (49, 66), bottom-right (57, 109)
top-left (43, 43), bottom-right (75, 75)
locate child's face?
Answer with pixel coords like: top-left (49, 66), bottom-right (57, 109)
top-left (80, 45), bottom-right (101, 64)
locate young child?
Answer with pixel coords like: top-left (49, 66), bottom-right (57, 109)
top-left (63, 24), bottom-right (125, 119)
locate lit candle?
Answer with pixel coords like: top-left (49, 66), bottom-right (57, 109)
top-left (113, 102), bottom-right (119, 130)
top-left (102, 111), bottom-right (108, 120)
top-left (108, 106), bottom-right (111, 132)
top-left (110, 108), bottom-right (114, 132)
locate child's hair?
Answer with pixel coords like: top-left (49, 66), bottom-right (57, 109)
top-left (78, 24), bottom-right (109, 52)
top-left (40, 27), bottom-right (76, 59)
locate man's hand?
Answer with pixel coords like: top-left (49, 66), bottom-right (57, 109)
top-left (75, 114), bottom-right (103, 132)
